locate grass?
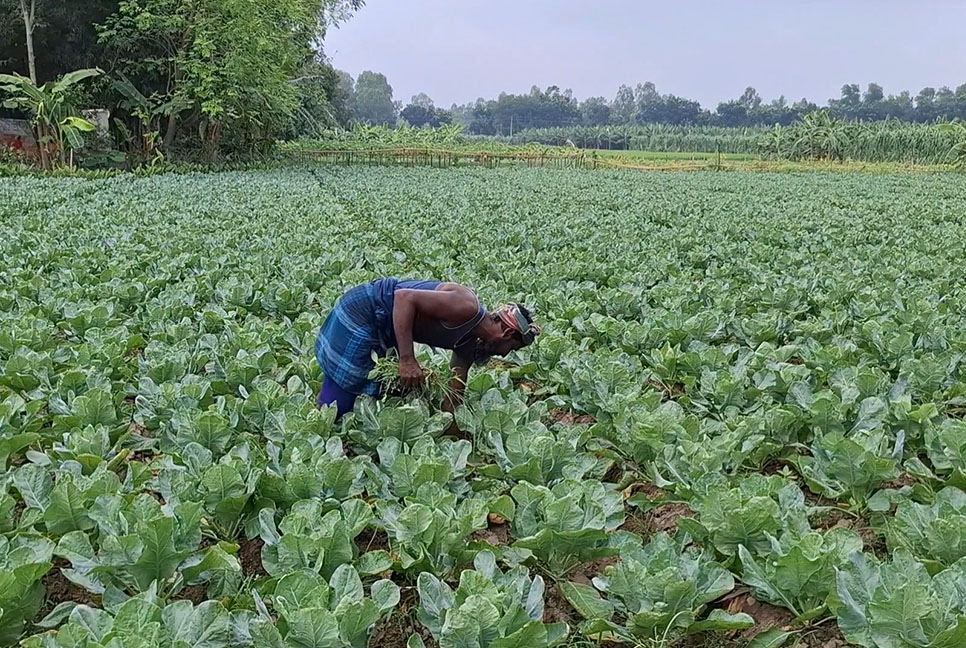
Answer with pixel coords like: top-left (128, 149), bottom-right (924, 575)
top-left (593, 149), bottom-right (757, 161)
top-left (5, 147), bottom-right (958, 180)
top-left (586, 150), bottom-right (957, 174)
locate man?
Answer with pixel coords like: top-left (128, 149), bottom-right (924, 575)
top-left (315, 278), bottom-right (540, 417)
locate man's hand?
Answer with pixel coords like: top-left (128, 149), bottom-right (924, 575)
top-left (398, 356), bottom-right (425, 390)
top-left (393, 285), bottom-right (479, 391)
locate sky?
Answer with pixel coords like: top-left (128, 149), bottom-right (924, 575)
top-left (324, 0), bottom-right (966, 109)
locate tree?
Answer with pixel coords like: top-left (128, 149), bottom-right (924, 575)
top-left (98, 0), bottom-right (353, 158)
top-left (916, 87), bottom-right (937, 123)
top-left (660, 94), bottom-right (703, 125)
top-left (400, 93), bottom-right (450, 128)
top-left (739, 86), bottom-right (762, 109)
top-left (0, 0), bottom-right (120, 85)
top-left (839, 84), bottom-right (861, 107)
top-left (287, 58), bottom-right (353, 136)
top-left (935, 86), bottom-right (956, 119)
top-left (353, 70), bottom-right (396, 125)
top-left (448, 102), bottom-right (473, 128)
top-left (463, 85), bottom-right (579, 135)
top-left (715, 100), bottom-right (748, 127)
top-left (881, 90), bottom-right (914, 121)
top-left (409, 92), bottom-right (434, 110)
top-left (634, 81), bottom-right (659, 106)
top-left (611, 84), bottom-right (636, 124)
top-left (579, 96), bottom-right (611, 126)
top-left (17, 0), bottom-right (37, 83)
top-left (330, 69), bottom-right (356, 125)
top-left (863, 83), bottom-right (884, 104)
top-left (469, 98), bottom-right (495, 135)
top-left (399, 105), bottom-right (450, 128)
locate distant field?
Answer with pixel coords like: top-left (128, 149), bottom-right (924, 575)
top-left (593, 149), bottom-right (758, 161)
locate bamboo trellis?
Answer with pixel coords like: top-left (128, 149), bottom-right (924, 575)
top-left (290, 147), bottom-right (588, 169)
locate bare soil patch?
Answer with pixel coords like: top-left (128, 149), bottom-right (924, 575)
top-left (548, 408), bottom-right (596, 425)
top-left (237, 537), bottom-right (267, 578)
top-left (542, 582), bottom-right (577, 626)
top-left (356, 527), bottom-right (391, 554)
top-left (370, 587), bottom-right (436, 648)
top-left (42, 562), bottom-right (99, 609)
top-left (469, 517), bottom-right (511, 547)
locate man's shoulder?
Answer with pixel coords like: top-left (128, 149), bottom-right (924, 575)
top-left (444, 284), bottom-right (483, 319)
top-left (437, 282), bottom-right (479, 301)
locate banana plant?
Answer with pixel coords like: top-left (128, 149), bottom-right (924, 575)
top-left (0, 68), bottom-right (101, 169)
top-left (938, 122), bottom-right (966, 168)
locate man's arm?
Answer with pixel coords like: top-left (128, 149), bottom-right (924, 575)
top-left (443, 350), bottom-right (472, 414)
top-left (392, 285), bottom-right (478, 389)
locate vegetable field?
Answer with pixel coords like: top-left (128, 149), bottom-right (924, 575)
top-left (3, 166), bottom-right (966, 648)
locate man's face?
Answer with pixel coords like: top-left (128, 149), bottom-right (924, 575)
top-left (480, 335), bottom-right (523, 358)
top-left (479, 312), bottom-right (525, 357)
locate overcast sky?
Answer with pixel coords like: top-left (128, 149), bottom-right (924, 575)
top-left (325, 0), bottom-right (965, 109)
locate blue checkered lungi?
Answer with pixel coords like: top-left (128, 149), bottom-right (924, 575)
top-left (315, 278), bottom-right (445, 396)
top-left (315, 283), bottom-right (390, 396)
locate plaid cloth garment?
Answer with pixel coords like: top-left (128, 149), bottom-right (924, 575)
top-left (315, 283), bottom-right (389, 396)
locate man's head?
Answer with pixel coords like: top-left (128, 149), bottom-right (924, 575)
top-left (475, 303), bottom-right (541, 360)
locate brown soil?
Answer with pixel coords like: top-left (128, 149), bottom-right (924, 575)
top-left (127, 451), bottom-right (155, 464)
top-left (542, 582), bottom-right (577, 626)
top-left (880, 472), bottom-right (916, 490)
top-left (646, 379), bottom-right (687, 400)
top-left (569, 556), bottom-right (618, 586)
top-left (469, 519), bottom-right (511, 547)
top-left (600, 461), bottom-right (623, 484)
top-left (356, 528), bottom-right (391, 554)
top-left (797, 621), bottom-right (849, 648)
top-left (674, 636), bottom-right (744, 648)
top-left (174, 584), bottom-right (209, 605)
top-left (825, 515), bottom-right (887, 560)
top-left (128, 421), bottom-right (150, 437)
top-left (42, 563), bottom-right (99, 609)
top-left (124, 422), bottom-right (155, 465)
top-left (370, 587), bottom-right (436, 648)
top-left (802, 490), bottom-right (843, 511)
top-left (548, 408), bottom-right (596, 425)
top-left (721, 592), bottom-right (796, 637)
top-left (946, 400), bottom-right (966, 419)
top-left (238, 537), bottom-right (267, 578)
top-left (619, 483), bottom-right (693, 536)
top-left (623, 481), bottom-right (664, 500)
top-left (807, 493), bottom-right (886, 559)
top-left (713, 593), bottom-right (850, 647)
top-left (810, 506), bottom-right (850, 532)
top-left (646, 502), bottom-right (694, 535)
top-left (369, 613), bottom-right (418, 648)
top-left (619, 510), bottom-right (651, 536)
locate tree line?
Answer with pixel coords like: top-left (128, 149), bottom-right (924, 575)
top-left (453, 82), bottom-right (966, 134)
top-left (344, 78), bottom-right (966, 134)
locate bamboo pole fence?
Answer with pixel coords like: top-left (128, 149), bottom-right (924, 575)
top-left (288, 147), bottom-right (719, 172)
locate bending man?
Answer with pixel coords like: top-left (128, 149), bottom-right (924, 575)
top-left (315, 278), bottom-right (540, 417)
